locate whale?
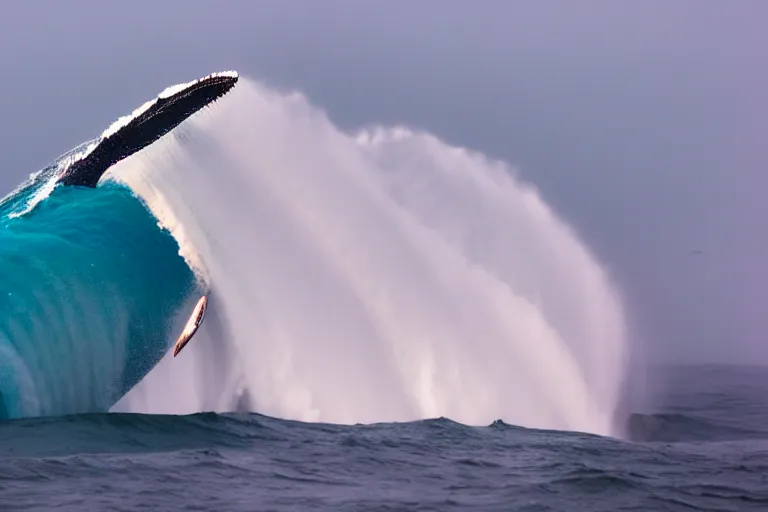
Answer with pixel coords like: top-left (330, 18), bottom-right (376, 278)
top-left (59, 71), bottom-right (238, 188)
top-left (0, 71), bottom-right (238, 421)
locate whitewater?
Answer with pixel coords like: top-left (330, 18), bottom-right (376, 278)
top-left (94, 77), bottom-right (631, 437)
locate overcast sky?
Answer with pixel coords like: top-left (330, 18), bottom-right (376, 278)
top-left (0, 1), bottom-right (765, 364)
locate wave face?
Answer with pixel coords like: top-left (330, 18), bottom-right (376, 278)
top-left (0, 167), bottom-right (197, 419)
top-left (113, 78), bottom-right (630, 437)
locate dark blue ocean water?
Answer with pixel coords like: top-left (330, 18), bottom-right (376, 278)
top-left (0, 364), bottom-right (766, 511)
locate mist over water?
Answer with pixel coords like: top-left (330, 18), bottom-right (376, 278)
top-left (112, 78), bottom-right (630, 437)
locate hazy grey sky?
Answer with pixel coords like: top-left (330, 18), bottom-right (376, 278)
top-left (0, 1), bottom-right (765, 363)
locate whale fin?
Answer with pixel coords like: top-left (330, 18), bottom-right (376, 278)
top-left (58, 71), bottom-right (239, 188)
top-left (173, 295), bottom-right (208, 357)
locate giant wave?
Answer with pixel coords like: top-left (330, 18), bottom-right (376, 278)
top-left (0, 74), bottom-right (631, 437)
top-left (0, 175), bottom-right (197, 419)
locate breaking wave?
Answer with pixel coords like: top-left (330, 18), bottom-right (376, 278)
top-left (0, 178), bottom-right (197, 420)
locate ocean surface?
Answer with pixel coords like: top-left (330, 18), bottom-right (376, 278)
top-left (0, 364), bottom-right (766, 511)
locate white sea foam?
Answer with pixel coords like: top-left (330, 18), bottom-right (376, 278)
top-left (112, 78), bottom-right (629, 437)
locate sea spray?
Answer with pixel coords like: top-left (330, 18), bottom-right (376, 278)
top-left (113, 78), bottom-right (629, 436)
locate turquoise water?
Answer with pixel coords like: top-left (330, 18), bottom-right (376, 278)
top-left (0, 171), bottom-right (197, 420)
